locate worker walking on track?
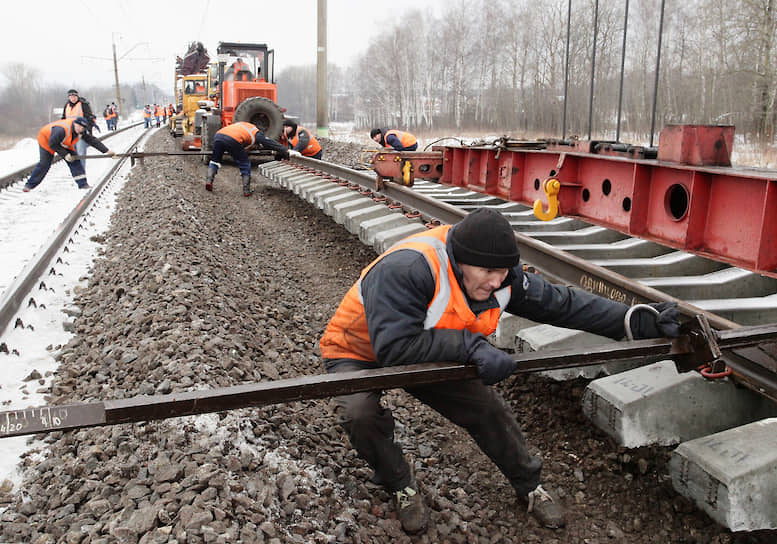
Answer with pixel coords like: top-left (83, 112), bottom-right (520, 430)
top-left (320, 207), bottom-right (681, 535)
top-left (62, 89), bottom-right (98, 169)
top-left (370, 127), bottom-right (418, 151)
top-left (24, 117), bottom-right (116, 192)
top-left (281, 120), bottom-right (323, 159)
top-left (206, 121), bottom-right (293, 197)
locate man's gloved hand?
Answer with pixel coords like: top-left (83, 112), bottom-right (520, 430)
top-left (64, 153), bottom-right (74, 162)
top-left (278, 149), bottom-right (290, 160)
top-left (288, 149), bottom-right (302, 158)
top-left (468, 338), bottom-right (517, 385)
top-left (629, 302), bottom-right (681, 339)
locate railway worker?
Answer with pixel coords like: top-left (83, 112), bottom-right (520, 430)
top-left (320, 207), bottom-right (681, 534)
top-left (143, 105), bottom-right (153, 129)
top-left (61, 89), bottom-right (98, 169)
top-left (154, 104), bottom-right (164, 128)
top-left (370, 127), bottom-right (418, 151)
top-left (227, 57), bottom-right (252, 81)
top-left (206, 121), bottom-right (293, 197)
top-left (23, 116), bottom-right (116, 192)
top-left (110, 102), bottom-right (119, 131)
top-left (281, 120), bottom-right (323, 159)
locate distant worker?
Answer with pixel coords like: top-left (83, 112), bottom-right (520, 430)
top-left (154, 104), bottom-right (164, 128)
top-left (281, 120), bottom-right (323, 160)
top-left (23, 117), bottom-right (116, 192)
top-left (206, 121), bottom-right (293, 197)
top-left (227, 57), bottom-right (253, 81)
top-left (370, 128), bottom-right (418, 151)
top-left (110, 103), bottom-right (119, 130)
top-left (143, 105), bottom-right (153, 129)
top-left (62, 89), bottom-right (98, 169)
top-left (102, 105), bottom-right (111, 131)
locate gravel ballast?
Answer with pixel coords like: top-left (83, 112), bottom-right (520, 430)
top-left (0, 130), bottom-right (772, 543)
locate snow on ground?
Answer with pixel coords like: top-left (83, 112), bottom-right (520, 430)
top-left (0, 121), bottom-right (150, 495)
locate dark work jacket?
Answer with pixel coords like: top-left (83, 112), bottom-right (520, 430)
top-left (62, 98), bottom-right (97, 133)
top-left (48, 126), bottom-right (108, 157)
top-left (326, 223), bottom-right (630, 369)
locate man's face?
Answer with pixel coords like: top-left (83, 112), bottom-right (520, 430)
top-left (73, 123), bottom-right (85, 135)
top-left (68, 94), bottom-right (78, 103)
top-left (371, 133), bottom-right (381, 143)
top-left (459, 263), bottom-right (509, 301)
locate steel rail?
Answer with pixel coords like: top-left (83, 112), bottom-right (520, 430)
top-left (4, 323), bottom-right (777, 439)
top-left (0, 128), bottom-right (149, 337)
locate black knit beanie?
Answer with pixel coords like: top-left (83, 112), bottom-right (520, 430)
top-left (449, 208), bottom-right (520, 268)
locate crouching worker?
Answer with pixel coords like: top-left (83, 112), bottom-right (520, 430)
top-left (206, 121), bottom-right (290, 197)
top-left (24, 116), bottom-right (115, 192)
top-left (319, 207), bottom-right (681, 534)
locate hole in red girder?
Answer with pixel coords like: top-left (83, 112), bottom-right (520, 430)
top-left (665, 184), bottom-right (689, 221)
top-left (534, 178), bottom-right (540, 190)
top-left (582, 188), bottom-right (591, 202)
top-left (419, 164), bottom-right (430, 173)
top-left (623, 197), bottom-right (632, 212)
top-left (602, 179), bottom-right (612, 196)
top-left (436, 164), bottom-right (444, 174)
top-left (550, 169), bottom-right (557, 176)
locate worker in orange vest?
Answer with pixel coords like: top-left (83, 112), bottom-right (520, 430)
top-left (206, 122), bottom-right (290, 197)
top-left (24, 117), bottom-right (116, 192)
top-left (281, 120), bottom-right (323, 159)
top-left (62, 89), bottom-right (98, 168)
top-left (143, 106), bottom-right (153, 129)
top-left (154, 104), bottom-right (164, 128)
top-left (370, 128), bottom-right (418, 151)
top-left (320, 207), bottom-right (682, 534)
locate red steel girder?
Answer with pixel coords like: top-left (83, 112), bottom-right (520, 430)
top-left (372, 126), bottom-right (777, 278)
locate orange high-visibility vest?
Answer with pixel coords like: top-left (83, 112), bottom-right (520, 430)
top-left (217, 122), bottom-right (258, 147)
top-left (37, 119), bottom-right (79, 155)
top-left (287, 127), bottom-right (322, 157)
top-left (64, 102), bottom-right (84, 119)
top-left (383, 129), bottom-right (417, 149)
top-left (319, 225), bottom-right (511, 362)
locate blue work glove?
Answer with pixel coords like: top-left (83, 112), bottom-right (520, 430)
top-left (629, 302), bottom-right (681, 339)
top-left (468, 337), bottom-right (517, 385)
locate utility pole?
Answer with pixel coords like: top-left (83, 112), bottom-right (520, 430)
top-left (112, 37), bottom-right (123, 118)
top-left (316, 0), bottom-right (329, 138)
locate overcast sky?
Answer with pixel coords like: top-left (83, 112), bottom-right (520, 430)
top-left (4, 0), bottom-right (445, 93)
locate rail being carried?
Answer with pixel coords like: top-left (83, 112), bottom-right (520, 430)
top-left (371, 124), bottom-right (777, 279)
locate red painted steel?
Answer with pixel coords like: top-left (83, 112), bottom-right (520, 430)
top-left (371, 125), bottom-right (777, 278)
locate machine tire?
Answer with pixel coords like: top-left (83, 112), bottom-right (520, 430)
top-left (201, 114), bottom-right (222, 163)
top-left (233, 97), bottom-right (284, 140)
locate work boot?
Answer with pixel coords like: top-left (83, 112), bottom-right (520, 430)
top-left (523, 484), bottom-right (565, 529)
top-left (77, 181), bottom-right (91, 190)
top-left (394, 482), bottom-right (429, 534)
top-left (205, 168), bottom-right (216, 192)
top-left (242, 174), bottom-right (253, 197)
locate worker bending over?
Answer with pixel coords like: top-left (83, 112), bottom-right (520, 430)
top-left (320, 207), bottom-right (680, 534)
top-left (370, 128), bottom-right (418, 151)
top-left (206, 122), bottom-right (293, 197)
top-left (282, 120), bottom-right (323, 160)
top-left (24, 116), bottom-right (115, 192)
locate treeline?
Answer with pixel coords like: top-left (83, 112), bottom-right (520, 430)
top-left (0, 63), bottom-right (168, 137)
top-left (279, 0), bottom-right (777, 145)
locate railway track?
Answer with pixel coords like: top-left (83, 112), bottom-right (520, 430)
top-left (1, 133), bottom-right (776, 541)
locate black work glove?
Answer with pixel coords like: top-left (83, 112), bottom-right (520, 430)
top-left (467, 336), bottom-right (517, 385)
top-left (629, 302), bottom-right (681, 339)
top-left (278, 149), bottom-right (290, 161)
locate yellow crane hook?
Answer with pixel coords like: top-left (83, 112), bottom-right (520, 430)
top-left (533, 178), bottom-right (561, 221)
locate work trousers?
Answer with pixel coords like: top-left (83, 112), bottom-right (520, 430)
top-left (210, 134), bottom-right (251, 177)
top-left (326, 359), bottom-right (543, 497)
top-left (26, 147), bottom-right (87, 189)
